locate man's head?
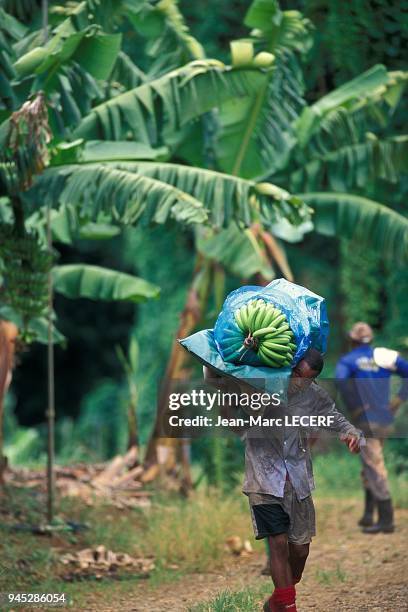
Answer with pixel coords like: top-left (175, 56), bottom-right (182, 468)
top-left (290, 348), bottom-right (324, 392)
top-left (348, 321), bottom-right (373, 347)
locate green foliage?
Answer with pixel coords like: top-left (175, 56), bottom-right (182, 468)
top-left (189, 584), bottom-right (271, 612)
top-left (0, 7), bottom-right (25, 112)
top-left (30, 161), bottom-right (308, 231)
top-left (4, 380), bottom-right (128, 463)
top-left (0, 222), bottom-right (52, 339)
top-left (72, 59), bottom-right (268, 143)
top-left (384, 266), bottom-right (408, 350)
top-left (124, 225), bottom-right (195, 442)
top-left (2, 0), bottom-right (407, 461)
top-left (52, 264), bottom-right (160, 303)
top-left (4, 425), bottom-right (43, 464)
top-left (215, 3), bottom-right (311, 178)
top-left (179, 0), bottom-right (248, 61)
top-left (57, 380), bottom-right (128, 460)
top-left (339, 237), bottom-right (382, 331)
top-left (291, 135), bottom-right (408, 192)
top-left (127, 0), bottom-right (205, 73)
top-left (387, 437), bottom-right (408, 475)
top-left (294, 64), bottom-right (398, 145)
top-left (193, 436), bottom-right (244, 491)
top-left (197, 225), bottom-right (273, 279)
top-left (299, 0), bottom-right (408, 86)
top-left (13, 29), bottom-right (122, 81)
top-left (301, 193), bottom-right (408, 262)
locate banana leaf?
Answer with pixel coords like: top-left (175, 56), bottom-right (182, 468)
top-left (52, 264), bottom-right (160, 303)
top-left (301, 192), bottom-right (408, 262)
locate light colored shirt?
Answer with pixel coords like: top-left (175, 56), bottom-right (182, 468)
top-left (242, 382), bottom-right (361, 500)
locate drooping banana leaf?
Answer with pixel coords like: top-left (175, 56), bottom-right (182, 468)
top-left (72, 60), bottom-right (268, 144)
top-left (196, 224), bottom-right (273, 279)
top-left (52, 264), bottom-right (160, 303)
top-left (27, 164), bottom-right (209, 227)
top-left (0, 304), bottom-right (65, 345)
top-left (0, 7), bottom-right (26, 112)
top-left (290, 135), bottom-right (408, 192)
top-left (26, 203), bottom-right (121, 245)
top-left (126, 0), bottom-right (205, 74)
top-left (301, 192), bottom-right (408, 262)
top-left (108, 50), bottom-right (147, 92)
top-left (28, 161), bottom-right (310, 230)
top-left (295, 66), bottom-right (406, 147)
top-left (14, 28), bottom-right (122, 81)
top-left (289, 70), bottom-right (408, 192)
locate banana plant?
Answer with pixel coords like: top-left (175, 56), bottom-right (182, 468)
top-left (140, 0), bottom-right (408, 468)
top-left (0, 3), bottom-right (310, 342)
top-left (116, 337), bottom-right (140, 452)
top-left (0, 262), bottom-right (160, 343)
top-left (1, 0), bottom-right (407, 482)
top-left (208, 1), bottom-right (408, 257)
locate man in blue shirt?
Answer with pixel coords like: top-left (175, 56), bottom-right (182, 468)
top-left (336, 322), bottom-right (408, 534)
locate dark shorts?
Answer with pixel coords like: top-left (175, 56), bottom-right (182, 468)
top-left (248, 480), bottom-right (316, 545)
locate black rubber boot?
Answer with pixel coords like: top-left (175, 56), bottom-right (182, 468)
top-left (363, 498), bottom-right (395, 534)
top-left (358, 489), bottom-right (376, 527)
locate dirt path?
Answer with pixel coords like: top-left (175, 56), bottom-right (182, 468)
top-left (86, 498), bottom-right (408, 611)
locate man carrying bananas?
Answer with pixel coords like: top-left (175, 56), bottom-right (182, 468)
top-left (336, 322), bottom-right (408, 534)
top-left (204, 348), bottom-right (363, 612)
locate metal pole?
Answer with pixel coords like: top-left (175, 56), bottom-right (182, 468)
top-left (42, 0), bottom-right (54, 524)
top-left (46, 206), bottom-right (55, 524)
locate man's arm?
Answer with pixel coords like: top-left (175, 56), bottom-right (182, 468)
top-left (310, 384), bottom-right (364, 452)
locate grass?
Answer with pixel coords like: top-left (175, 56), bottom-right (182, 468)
top-left (187, 559), bottom-right (347, 611)
top-left (312, 444), bottom-right (408, 508)
top-left (315, 562), bottom-right (347, 584)
top-left (189, 583), bottom-right (271, 612)
top-left (144, 490), bottom-right (256, 572)
top-left (0, 485), bottom-right (256, 609)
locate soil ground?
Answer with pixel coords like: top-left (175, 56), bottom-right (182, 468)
top-left (84, 497), bottom-right (408, 611)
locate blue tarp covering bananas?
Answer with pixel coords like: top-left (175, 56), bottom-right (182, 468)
top-left (219, 299), bottom-right (296, 367)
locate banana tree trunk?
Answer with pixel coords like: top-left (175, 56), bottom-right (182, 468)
top-left (127, 405), bottom-right (138, 451)
top-left (144, 262), bottom-right (210, 479)
top-left (144, 284), bottom-right (202, 468)
top-left (127, 379), bottom-right (139, 459)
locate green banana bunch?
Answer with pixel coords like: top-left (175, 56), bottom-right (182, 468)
top-left (233, 299), bottom-right (296, 368)
top-left (0, 223), bottom-right (52, 330)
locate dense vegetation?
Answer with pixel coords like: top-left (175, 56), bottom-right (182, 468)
top-left (0, 0), bottom-right (407, 476)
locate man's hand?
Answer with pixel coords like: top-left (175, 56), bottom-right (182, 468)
top-left (340, 433), bottom-right (361, 454)
top-left (389, 396), bottom-right (403, 414)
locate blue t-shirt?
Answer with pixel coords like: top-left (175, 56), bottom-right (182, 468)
top-left (335, 345), bottom-right (408, 425)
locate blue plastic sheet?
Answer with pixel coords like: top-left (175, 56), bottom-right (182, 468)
top-left (214, 278), bottom-right (329, 367)
top-left (179, 328), bottom-right (289, 394)
top-left (179, 278), bottom-right (329, 392)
